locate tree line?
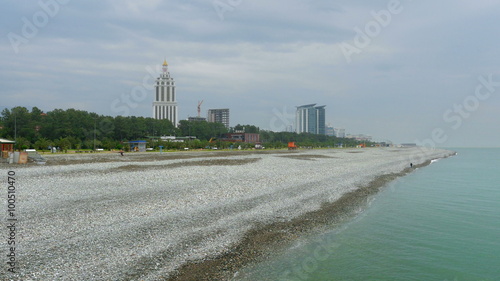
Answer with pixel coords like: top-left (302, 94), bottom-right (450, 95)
top-left (0, 106), bottom-right (179, 151)
top-left (0, 106), bottom-right (370, 151)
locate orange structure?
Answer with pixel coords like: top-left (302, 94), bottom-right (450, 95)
top-left (288, 142), bottom-right (297, 150)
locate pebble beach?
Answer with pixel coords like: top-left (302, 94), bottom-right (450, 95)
top-left (4, 147), bottom-right (454, 280)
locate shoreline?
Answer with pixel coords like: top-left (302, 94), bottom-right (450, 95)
top-left (8, 147), bottom-right (455, 280)
top-left (166, 153), bottom-right (455, 281)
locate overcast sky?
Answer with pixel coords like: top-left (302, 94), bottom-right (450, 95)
top-left (2, 0), bottom-right (499, 146)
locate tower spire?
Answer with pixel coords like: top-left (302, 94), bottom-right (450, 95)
top-left (162, 58), bottom-right (168, 74)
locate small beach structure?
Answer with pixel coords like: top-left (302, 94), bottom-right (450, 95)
top-left (25, 149), bottom-right (47, 164)
top-left (1, 138), bottom-right (15, 160)
top-left (128, 140), bottom-right (147, 152)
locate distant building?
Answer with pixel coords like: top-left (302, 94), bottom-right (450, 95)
top-left (326, 126), bottom-right (335, 136)
top-left (334, 128), bottom-right (346, 138)
top-left (378, 142), bottom-right (391, 147)
top-left (346, 134), bottom-right (372, 142)
top-left (207, 108), bottom-right (230, 128)
top-left (153, 59), bottom-right (178, 127)
top-left (160, 136), bottom-right (196, 142)
top-left (295, 104), bottom-right (326, 135)
top-left (188, 116), bottom-right (207, 122)
top-left (223, 133), bottom-right (260, 143)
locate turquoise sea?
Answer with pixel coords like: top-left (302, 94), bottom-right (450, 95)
top-left (236, 148), bottom-right (500, 281)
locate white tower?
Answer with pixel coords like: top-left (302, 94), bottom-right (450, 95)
top-left (153, 59), bottom-right (178, 127)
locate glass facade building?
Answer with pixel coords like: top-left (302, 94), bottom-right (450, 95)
top-left (295, 104), bottom-right (326, 135)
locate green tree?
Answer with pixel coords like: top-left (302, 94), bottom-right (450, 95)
top-left (55, 137), bottom-right (72, 152)
top-left (1, 107), bottom-right (33, 141)
top-left (102, 137), bottom-right (118, 150)
top-left (34, 138), bottom-right (52, 151)
top-left (178, 120), bottom-right (228, 140)
top-left (232, 124), bottom-right (260, 133)
top-left (14, 137), bottom-right (31, 150)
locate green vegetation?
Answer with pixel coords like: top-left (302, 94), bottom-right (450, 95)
top-left (259, 131), bottom-right (368, 149)
top-left (178, 119), bottom-right (228, 140)
top-left (1, 106), bottom-right (177, 151)
top-left (0, 106), bottom-right (371, 151)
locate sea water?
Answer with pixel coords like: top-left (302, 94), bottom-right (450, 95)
top-left (235, 148), bottom-right (500, 281)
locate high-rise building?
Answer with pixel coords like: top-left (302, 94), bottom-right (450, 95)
top-left (153, 59), bottom-right (178, 127)
top-left (295, 104), bottom-right (326, 135)
top-left (207, 108), bottom-right (230, 128)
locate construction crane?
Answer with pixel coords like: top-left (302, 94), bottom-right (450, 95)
top-left (197, 100), bottom-right (204, 117)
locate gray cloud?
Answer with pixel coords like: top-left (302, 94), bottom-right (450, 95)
top-left (2, 0), bottom-right (500, 146)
